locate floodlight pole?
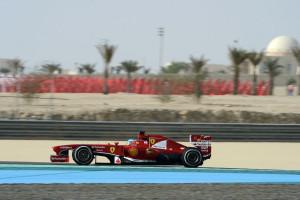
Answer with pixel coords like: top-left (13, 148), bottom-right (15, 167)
top-left (158, 27), bottom-right (165, 71)
top-left (297, 66), bottom-right (300, 95)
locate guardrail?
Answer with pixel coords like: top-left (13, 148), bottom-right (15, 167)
top-left (0, 120), bottom-right (299, 142)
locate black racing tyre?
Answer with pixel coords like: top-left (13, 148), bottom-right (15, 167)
top-left (181, 147), bottom-right (203, 168)
top-left (72, 146), bottom-right (94, 165)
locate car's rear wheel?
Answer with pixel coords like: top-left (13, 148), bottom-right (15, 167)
top-left (72, 146), bottom-right (94, 165)
top-left (181, 147), bottom-right (203, 168)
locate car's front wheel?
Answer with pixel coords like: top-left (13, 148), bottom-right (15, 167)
top-left (72, 146), bottom-right (94, 165)
top-left (181, 147), bottom-right (203, 168)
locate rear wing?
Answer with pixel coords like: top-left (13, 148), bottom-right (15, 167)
top-left (190, 135), bottom-right (211, 152)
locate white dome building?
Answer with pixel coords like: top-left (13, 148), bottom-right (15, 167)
top-left (266, 36), bottom-right (299, 56)
top-left (264, 36), bottom-right (299, 75)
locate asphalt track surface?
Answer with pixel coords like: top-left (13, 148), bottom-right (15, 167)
top-left (0, 164), bottom-right (299, 184)
top-left (1, 184), bottom-right (300, 200)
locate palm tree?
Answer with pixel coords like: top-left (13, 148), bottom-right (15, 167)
top-left (78, 67), bottom-right (84, 74)
top-left (264, 58), bottom-right (283, 95)
top-left (119, 60), bottom-right (142, 92)
top-left (228, 47), bottom-right (247, 95)
top-left (40, 63), bottom-right (62, 75)
top-left (292, 47), bottom-right (300, 95)
top-left (11, 58), bottom-right (25, 77)
top-left (0, 68), bottom-right (10, 75)
top-left (39, 63), bottom-right (62, 114)
top-left (190, 55), bottom-right (208, 102)
top-left (96, 43), bottom-right (117, 94)
top-left (143, 67), bottom-right (151, 75)
top-left (111, 66), bottom-right (122, 75)
top-left (247, 51), bottom-right (264, 95)
top-left (79, 64), bottom-right (96, 75)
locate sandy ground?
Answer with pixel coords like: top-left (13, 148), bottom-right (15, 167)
top-left (1, 184), bottom-right (299, 200)
top-left (1, 87), bottom-right (299, 170)
top-left (0, 140), bottom-right (299, 170)
top-left (1, 86), bottom-right (300, 116)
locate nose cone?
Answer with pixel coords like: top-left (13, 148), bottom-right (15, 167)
top-left (52, 145), bottom-right (61, 152)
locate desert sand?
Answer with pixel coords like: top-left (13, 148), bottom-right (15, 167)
top-left (0, 140), bottom-right (299, 170)
top-left (0, 88), bottom-right (299, 170)
top-left (1, 91), bottom-right (300, 115)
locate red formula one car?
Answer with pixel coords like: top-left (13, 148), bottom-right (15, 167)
top-left (50, 131), bottom-right (211, 168)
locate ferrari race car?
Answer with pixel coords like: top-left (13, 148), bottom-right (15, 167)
top-left (50, 131), bottom-right (211, 168)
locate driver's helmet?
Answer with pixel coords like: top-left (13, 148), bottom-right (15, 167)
top-left (128, 139), bottom-right (135, 145)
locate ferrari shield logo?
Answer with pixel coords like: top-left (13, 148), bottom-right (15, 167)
top-left (149, 138), bottom-right (156, 145)
top-left (128, 147), bottom-right (138, 157)
top-left (110, 147), bottom-right (115, 153)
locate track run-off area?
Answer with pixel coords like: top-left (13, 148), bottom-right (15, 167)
top-left (0, 164), bottom-right (299, 184)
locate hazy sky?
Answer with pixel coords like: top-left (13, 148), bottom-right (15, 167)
top-left (0, 0), bottom-right (299, 72)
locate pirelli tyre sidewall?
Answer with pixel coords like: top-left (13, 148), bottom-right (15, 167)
top-left (72, 146), bottom-right (94, 165)
top-left (181, 147), bottom-right (203, 168)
